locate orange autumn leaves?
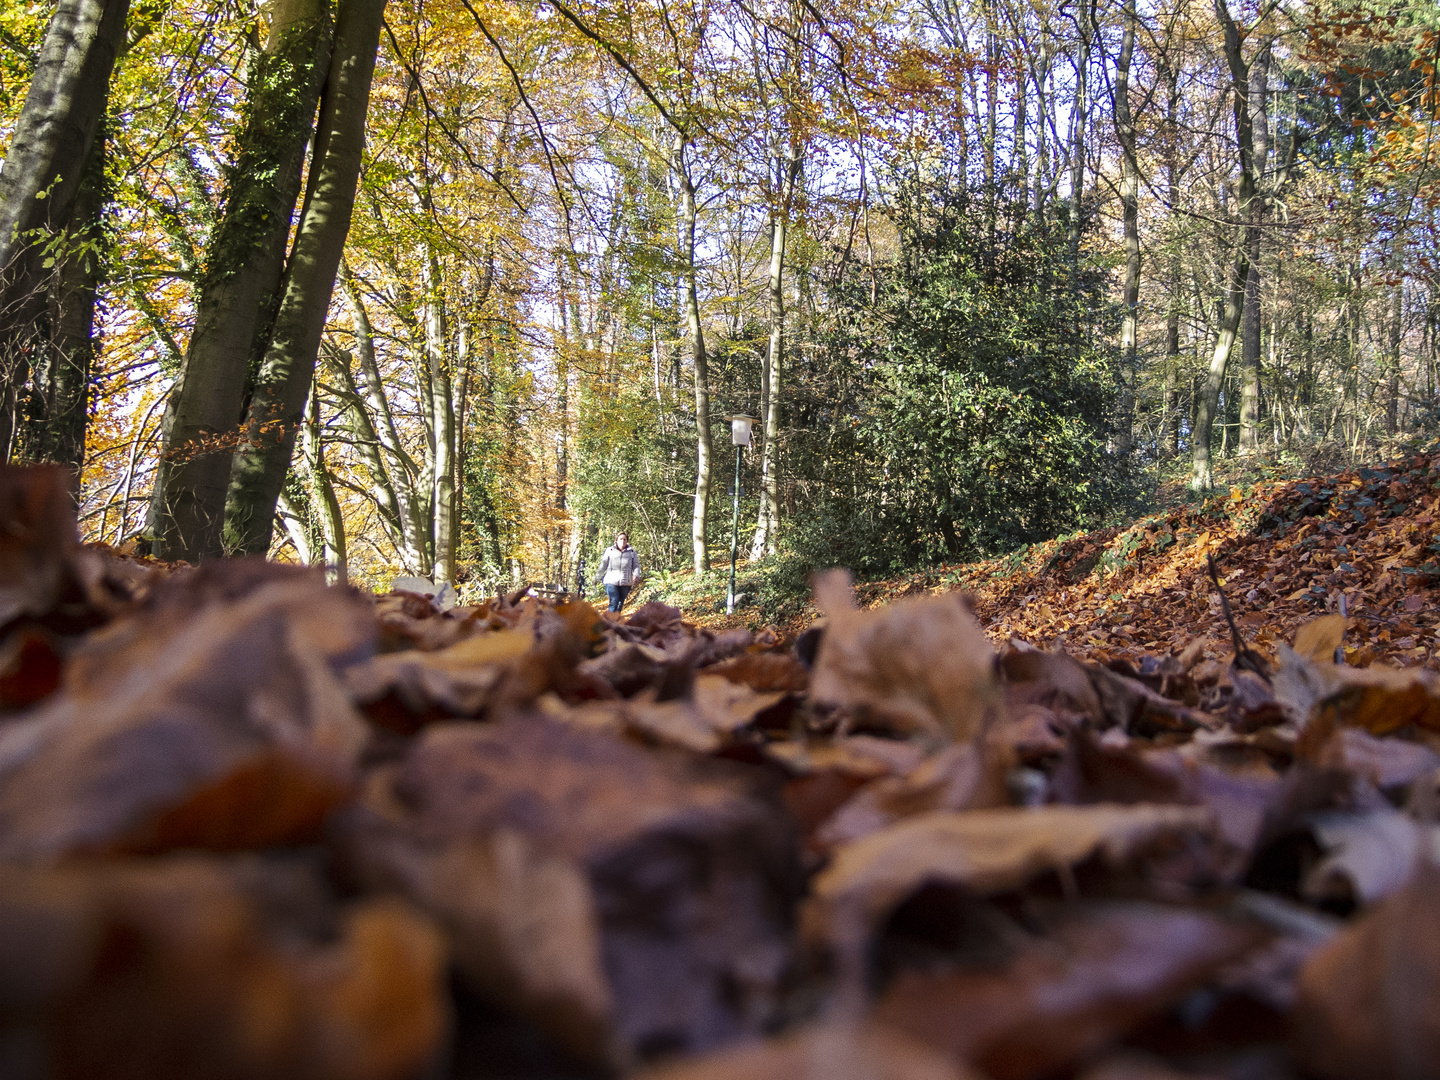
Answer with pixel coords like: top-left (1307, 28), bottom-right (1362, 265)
top-left (4, 461), bottom-right (1440, 1079)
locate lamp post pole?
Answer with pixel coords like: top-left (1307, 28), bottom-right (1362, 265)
top-left (725, 414), bottom-right (756, 616)
top-left (728, 442), bottom-right (742, 614)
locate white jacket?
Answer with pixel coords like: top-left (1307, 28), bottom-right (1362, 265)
top-left (598, 544), bottom-right (640, 586)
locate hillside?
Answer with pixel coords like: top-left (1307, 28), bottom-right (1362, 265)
top-left (677, 448), bottom-right (1440, 676)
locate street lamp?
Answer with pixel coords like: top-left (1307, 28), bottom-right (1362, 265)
top-left (727, 414), bottom-right (757, 615)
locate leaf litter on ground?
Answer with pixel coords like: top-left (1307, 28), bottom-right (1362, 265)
top-left (3, 455), bottom-right (1440, 1078)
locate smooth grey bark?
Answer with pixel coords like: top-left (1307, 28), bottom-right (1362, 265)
top-left (1192, 0), bottom-right (1259, 490)
top-left (301, 380), bottom-right (346, 581)
top-left (1068, 0), bottom-right (1093, 268)
top-left (751, 147), bottom-right (801, 560)
top-left (424, 248), bottom-right (457, 584)
top-left (1238, 45), bottom-right (1269, 454)
top-left (1387, 274), bottom-right (1404, 434)
top-left (0, 0), bottom-right (129, 460)
top-left (150, 0), bottom-right (334, 560)
top-left (1112, 0), bottom-right (1139, 458)
top-left (675, 135), bottom-right (712, 575)
top-left (340, 262), bottom-right (428, 569)
top-left (222, 0), bottom-right (385, 556)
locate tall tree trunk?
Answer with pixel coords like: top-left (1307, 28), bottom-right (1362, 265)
top-left (222, 0), bottom-right (385, 556)
top-left (151, 0), bottom-right (334, 560)
top-left (675, 136), bottom-right (711, 575)
top-left (426, 251), bottom-right (457, 585)
top-left (751, 146), bottom-right (800, 560)
top-left (1161, 51), bottom-right (1182, 456)
top-left (301, 377), bottom-right (346, 582)
top-left (1194, 0), bottom-right (1259, 490)
top-left (0, 0), bottom-right (130, 460)
top-left (1068, 0), bottom-right (1092, 268)
top-left (339, 262), bottom-right (428, 570)
top-left (1387, 278), bottom-right (1404, 434)
top-left (1164, 300), bottom-right (1181, 455)
top-left (1238, 46), bottom-right (1270, 454)
top-left (22, 114), bottom-right (109, 488)
top-left (1113, 0), bottom-right (1139, 457)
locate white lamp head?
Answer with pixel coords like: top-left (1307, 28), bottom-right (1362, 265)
top-left (729, 414), bottom-right (758, 447)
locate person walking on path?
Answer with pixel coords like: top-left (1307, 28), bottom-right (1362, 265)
top-left (597, 531), bottom-right (641, 612)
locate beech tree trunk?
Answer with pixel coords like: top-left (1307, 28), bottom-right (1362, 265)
top-left (675, 136), bottom-right (712, 575)
top-left (0, 0), bottom-right (130, 461)
top-left (329, 264), bottom-right (429, 572)
top-left (1193, 0), bottom-right (1260, 491)
top-left (1238, 46), bottom-right (1269, 455)
top-left (301, 379), bottom-right (346, 582)
top-left (752, 148), bottom-right (801, 560)
top-left (1112, 0), bottom-right (1139, 458)
top-left (21, 116), bottom-right (108, 486)
top-left (426, 249), bottom-right (457, 585)
top-left (150, 0), bottom-right (334, 561)
top-left (222, 0), bottom-right (385, 557)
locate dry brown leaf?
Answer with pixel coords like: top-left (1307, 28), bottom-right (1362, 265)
top-left (347, 629), bottom-right (534, 723)
top-left (1003, 648), bottom-right (1105, 725)
top-left (1078, 1051), bottom-right (1225, 1080)
top-left (876, 901), bottom-right (1263, 1080)
top-left (1303, 811), bottom-right (1440, 906)
top-left (811, 804), bottom-right (1212, 933)
top-left (0, 856), bottom-right (449, 1080)
top-left (338, 717), bottom-right (799, 1069)
top-left (702, 651), bottom-right (810, 693)
top-left (810, 570), bottom-right (1001, 742)
top-left (1293, 859), bottom-right (1440, 1080)
top-left (764, 736), bottom-right (925, 780)
top-left (0, 465), bottom-right (80, 630)
top-left (817, 741), bottom-right (1011, 849)
top-left (1293, 614), bottom-right (1347, 663)
top-left (1340, 728), bottom-right (1440, 790)
top-left (541, 674), bottom-right (785, 753)
top-left (635, 1022), bottom-right (980, 1080)
top-left (0, 571), bottom-right (371, 861)
top-left (1276, 644), bottom-right (1440, 734)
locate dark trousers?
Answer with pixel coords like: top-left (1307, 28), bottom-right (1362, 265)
top-left (604, 584), bottom-right (631, 612)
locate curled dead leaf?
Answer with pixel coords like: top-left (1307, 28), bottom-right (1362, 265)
top-left (810, 570), bottom-right (1001, 743)
top-left (338, 717), bottom-right (800, 1069)
top-left (1293, 859), bottom-right (1440, 1080)
top-left (876, 901), bottom-right (1264, 1080)
top-left (1294, 614), bottom-right (1347, 663)
top-left (0, 857), bottom-right (449, 1080)
top-left (0, 573), bottom-right (371, 861)
top-left (635, 1022), bottom-right (979, 1080)
top-left (810, 804), bottom-right (1212, 940)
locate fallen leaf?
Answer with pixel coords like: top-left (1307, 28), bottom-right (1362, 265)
top-left (1293, 615), bottom-right (1347, 663)
top-left (0, 856), bottom-right (449, 1080)
top-left (702, 651), bottom-right (810, 693)
top-left (810, 804), bottom-right (1211, 937)
top-left (818, 741), bottom-right (1011, 849)
top-left (810, 570), bottom-right (1002, 742)
top-left (1275, 643), bottom-right (1440, 734)
top-left (339, 717), bottom-right (800, 1069)
top-left (1293, 859), bottom-right (1440, 1080)
top-left (636, 1022), bottom-right (978, 1080)
top-left (0, 465), bottom-right (80, 630)
top-left (876, 901), bottom-right (1263, 1080)
top-left (0, 568), bottom-right (371, 861)
top-left (1303, 811), bottom-right (1440, 906)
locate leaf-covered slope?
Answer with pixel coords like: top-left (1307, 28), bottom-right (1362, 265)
top-left (857, 451), bottom-right (1440, 672)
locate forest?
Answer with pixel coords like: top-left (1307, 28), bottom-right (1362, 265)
top-left (2, 0), bottom-right (1437, 599)
top-left (7, 1), bottom-right (1440, 1078)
